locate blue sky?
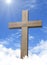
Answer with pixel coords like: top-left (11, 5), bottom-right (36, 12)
top-left (0, 0), bottom-right (47, 55)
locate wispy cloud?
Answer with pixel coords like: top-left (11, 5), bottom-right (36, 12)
top-left (41, 26), bottom-right (47, 33)
top-left (0, 30), bottom-right (21, 48)
top-left (0, 29), bottom-right (35, 48)
top-left (23, 0), bottom-right (47, 10)
top-left (23, 0), bottom-right (37, 10)
top-left (29, 35), bottom-right (34, 40)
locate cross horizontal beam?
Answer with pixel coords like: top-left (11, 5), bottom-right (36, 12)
top-left (9, 21), bottom-right (42, 29)
top-left (28, 21), bottom-right (42, 28)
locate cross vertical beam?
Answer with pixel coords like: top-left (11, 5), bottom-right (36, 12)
top-left (21, 27), bottom-right (28, 58)
top-left (21, 11), bottom-right (28, 58)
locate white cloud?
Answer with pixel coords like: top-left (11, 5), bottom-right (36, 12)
top-left (29, 40), bottom-right (47, 55)
top-left (0, 40), bottom-right (47, 65)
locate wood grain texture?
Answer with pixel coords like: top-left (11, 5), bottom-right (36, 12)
top-left (21, 27), bottom-right (28, 58)
top-left (22, 10), bottom-right (28, 22)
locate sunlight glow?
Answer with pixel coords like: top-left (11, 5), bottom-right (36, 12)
top-left (5, 0), bottom-right (12, 5)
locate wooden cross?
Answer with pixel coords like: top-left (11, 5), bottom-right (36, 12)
top-left (9, 10), bottom-right (42, 59)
